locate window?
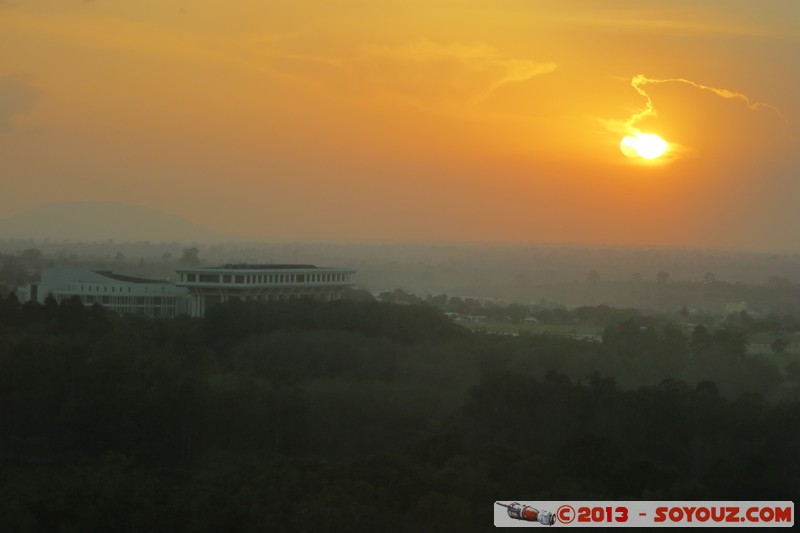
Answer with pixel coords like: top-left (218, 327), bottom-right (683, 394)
top-left (199, 274), bottom-right (218, 283)
top-left (235, 275), bottom-right (244, 283)
top-left (187, 274), bottom-right (196, 282)
top-left (222, 275), bottom-right (231, 283)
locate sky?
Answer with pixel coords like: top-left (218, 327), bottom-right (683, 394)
top-left (1, 0), bottom-right (798, 250)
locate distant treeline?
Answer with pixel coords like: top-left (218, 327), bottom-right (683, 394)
top-left (381, 287), bottom-right (800, 334)
top-left (0, 296), bottom-right (798, 531)
top-left (6, 244), bottom-right (800, 313)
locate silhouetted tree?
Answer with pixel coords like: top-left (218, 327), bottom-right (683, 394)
top-left (178, 247), bottom-right (201, 267)
top-left (771, 337), bottom-right (789, 354)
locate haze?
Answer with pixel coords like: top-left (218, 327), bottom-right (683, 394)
top-left (1, 0), bottom-right (798, 250)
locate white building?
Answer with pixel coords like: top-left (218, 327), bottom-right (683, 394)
top-left (17, 264), bottom-right (356, 318)
top-left (17, 268), bottom-right (188, 317)
top-left (175, 264), bottom-right (356, 317)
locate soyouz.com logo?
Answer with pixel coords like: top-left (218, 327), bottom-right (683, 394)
top-left (494, 501), bottom-right (794, 527)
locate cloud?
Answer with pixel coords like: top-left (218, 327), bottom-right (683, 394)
top-left (626, 75), bottom-right (792, 139)
top-left (359, 39), bottom-right (557, 106)
top-left (600, 73), bottom-right (794, 162)
top-left (0, 74), bottom-right (41, 132)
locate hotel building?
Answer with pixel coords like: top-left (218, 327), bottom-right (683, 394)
top-left (175, 264), bottom-right (355, 317)
top-left (17, 264), bottom-right (356, 318)
top-left (16, 267), bottom-right (188, 317)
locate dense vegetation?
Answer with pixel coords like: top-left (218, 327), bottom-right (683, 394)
top-left (1, 295), bottom-right (798, 531)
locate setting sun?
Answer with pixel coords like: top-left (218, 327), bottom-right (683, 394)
top-left (0, 0), bottom-right (796, 249)
top-left (620, 133), bottom-right (669, 160)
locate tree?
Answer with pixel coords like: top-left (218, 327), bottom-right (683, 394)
top-left (178, 247), bottom-right (201, 267)
top-left (770, 337), bottom-right (789, 354)
top-left (656, 271), bottom-right (670, 285)
top-left (19, 248), bottom-right (44, 269)
top-left (703, 272), bottom-right (716, 284)
top-left (427, 293), bottom-right (449, 308)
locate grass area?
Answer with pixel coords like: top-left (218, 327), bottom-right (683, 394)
top-left (747, 345), bottom-right (800, 377)
top-left (746, 332), bottom-right (800, 359)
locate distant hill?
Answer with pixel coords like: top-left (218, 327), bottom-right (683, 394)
top-left (0, 202), bottom-right (221, 243)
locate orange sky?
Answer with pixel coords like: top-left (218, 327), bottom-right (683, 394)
top-left (1, 0), bottom-right (798, 250)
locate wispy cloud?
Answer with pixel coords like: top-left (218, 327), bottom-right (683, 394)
top-left (625, 75), bottom-right (792, 139)
top-left (361, 39), bottom-right (557, 104)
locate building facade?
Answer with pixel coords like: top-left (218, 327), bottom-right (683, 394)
top-left (17, 268), bottom-right (188, 317)
top-left (17, 264), bottom-right (356, 318)
top-left (175, 264), bottom-right (356, 317)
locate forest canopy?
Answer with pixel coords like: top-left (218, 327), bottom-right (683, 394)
top-left (0, 296), bottom-right (797, 531)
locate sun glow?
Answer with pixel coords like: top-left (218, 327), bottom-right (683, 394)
top-left (620, 132), bottom-right (669, 160)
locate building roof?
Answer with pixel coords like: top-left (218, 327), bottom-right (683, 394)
top-left (220, 264), bottom-right (318, 270)
top-left (176, 264), bottom-right (355, 272)
top-left (94, 270), bottom-right (171, 284)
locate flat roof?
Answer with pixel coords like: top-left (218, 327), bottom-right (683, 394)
top-left (94, 270), bottom-right (171, 284)
top-left (176, 264), bottom-right (355, 273)
top-left (220, 264), bottom-right (318, 270)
